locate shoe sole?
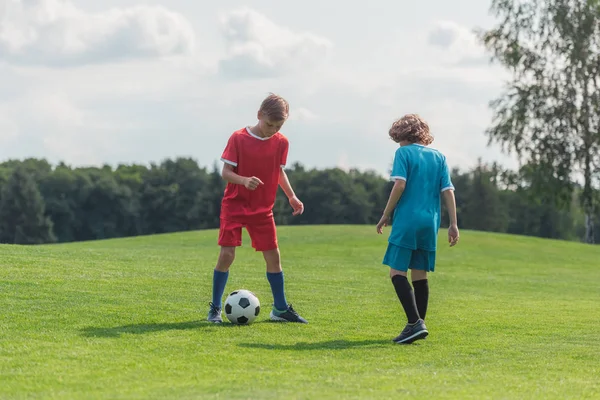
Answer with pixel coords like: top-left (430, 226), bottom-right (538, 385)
top-left (393, 329), bottom-right (428, 344)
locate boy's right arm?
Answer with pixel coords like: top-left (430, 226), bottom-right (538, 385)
top-left (221, 163), bottom-right (263, 190)
top-left (442, 189), bottom-right (460, 246)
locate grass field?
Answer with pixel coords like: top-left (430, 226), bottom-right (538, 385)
top-left (1, 225), bottom-right (599, 399)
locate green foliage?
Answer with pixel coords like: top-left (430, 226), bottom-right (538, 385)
top-left (461, 161), bottom-right (509, 233)
top-left (0, 157), bottom-right (597, 245)
top-left (0, 165), bottom-right (56, 244)
top-left (477, 0), bottom-right (600, 243)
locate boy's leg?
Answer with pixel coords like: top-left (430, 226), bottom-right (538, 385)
top-left (410, 249), bottom-right (435, 321)
top-left (208, 219), bottom-right (241, 323)
top-left (247, 218), bottom-right (307, 323)
top-left (390, 269), bottom-right (420, 324)
top-left (212, 246), bottom-right (236, 304)
top-left (262, 248), bottom-right (288, 311)
top-left (411, 269), bottom-right (429, 321)
top-left (384, 243), bottom-right (420, 322)
top-left (383, 243), bottom-right (427, 344)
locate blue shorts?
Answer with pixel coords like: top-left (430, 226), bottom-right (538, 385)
top-left (382, 243), bottom-right (436, 272)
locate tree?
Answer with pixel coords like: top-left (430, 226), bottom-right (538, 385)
top-left (39, 165), bottom-right (79, 243)
top-left (139, 164), bottom-right (180, 234)
top-left (162, 158), bottom-right (211, 231)
top-left (76, 167), bottom-right (138, 241)
top-left (0, 166), bottom-right (56, 244)
top-left (462, 161), bottom-right (509, 233)
top-left (478, 0), bottom-right (600, 243)
top-left (503, 163), bottom-right (578, 240)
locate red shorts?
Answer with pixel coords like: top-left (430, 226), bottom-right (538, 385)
top-left (218, 217), bottom-right (278, 251)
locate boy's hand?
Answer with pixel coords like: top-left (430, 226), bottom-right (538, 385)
top-left (448, 224), bottom-right (459, 247)
top-left (289, 196), bottom-right (304, 215)
top-left (376, 214), bottom-right (390, 234)
top-left (244, 176), bottom-right (264, 190)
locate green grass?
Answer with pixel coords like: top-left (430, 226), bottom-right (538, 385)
top-left (1, 225), bottom-right (599, 399)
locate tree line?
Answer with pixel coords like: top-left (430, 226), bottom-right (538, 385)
top-left (0, 157), bottom-right (597, 245)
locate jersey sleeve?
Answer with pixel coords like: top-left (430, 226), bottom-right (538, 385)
top-left (279, 137), bottom-right (289, 168)
top-left (440, 156), bottom-right (454, 192)
top-left (390, 149), bottom-right (408, 181)
top-left (220, 134), bottom-right (238, 167)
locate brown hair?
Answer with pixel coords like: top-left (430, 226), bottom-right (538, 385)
top-left (388, 114), bottom-right (434, 145)
top-left (259, 93), bottom-right (289, 121)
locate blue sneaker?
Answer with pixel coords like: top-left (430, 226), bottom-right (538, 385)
top-left (207, 302), bottom-right (222, 323)
top-left (269, 304), bottom-right (308, 324)
top-left (393, 319), bottom-right (428, 344)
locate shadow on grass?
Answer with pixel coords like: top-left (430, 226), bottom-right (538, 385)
top-left (80, 320), bottom-right (241, 338)
top-left (238, 339), bottom-right (392, 351)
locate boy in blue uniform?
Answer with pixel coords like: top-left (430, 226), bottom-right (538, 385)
top-left (377, 114), bottom-right (459, 344)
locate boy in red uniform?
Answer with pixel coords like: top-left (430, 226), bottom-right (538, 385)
top-left (207, 93), bottom-right (308, 324)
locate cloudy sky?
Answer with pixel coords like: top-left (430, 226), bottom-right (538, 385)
top-left (0, 0), bottom-right (519, 177)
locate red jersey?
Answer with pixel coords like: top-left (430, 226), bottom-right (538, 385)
top-left (220, 127), bottom-right (289, 221)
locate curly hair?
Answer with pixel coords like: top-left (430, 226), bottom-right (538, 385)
top-left (259, 93), bottom-right (289, 121)
top-left (388, 114), bottom-right (434, 145)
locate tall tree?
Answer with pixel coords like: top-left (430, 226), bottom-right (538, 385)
top-left (0, 166), bottom-right (56, 244)
top-left (478, 0), bottom-right (600, 243)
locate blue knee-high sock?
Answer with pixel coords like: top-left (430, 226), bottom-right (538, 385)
top-left (212, 270), bottom-right (229, 308)
top-left (267, 272), bottom-right (288, 311)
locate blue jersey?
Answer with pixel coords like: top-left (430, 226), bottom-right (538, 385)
top-left (388, 144), bottom-right (454, 251)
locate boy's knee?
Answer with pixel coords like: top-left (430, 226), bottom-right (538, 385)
top-left (221, 247), bottom-right (236, 260)
top-left (262, 248), bottom-right (280, 257)
top-left (389, 268), bottom-right (407, 278)
top-left (411, 269), bottom-right (428, 281)
top-left (217, 247), bottom-right (236, 270)
top-left (263, 248), bottom-right (282, 272)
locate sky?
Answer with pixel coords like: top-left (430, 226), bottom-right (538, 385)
top-left (0, 0), bottom-right (520, 177)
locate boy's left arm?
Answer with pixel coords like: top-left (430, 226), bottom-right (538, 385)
top-left (279, 168), bottom-right (304, 216)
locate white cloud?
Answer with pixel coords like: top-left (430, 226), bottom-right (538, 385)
top-left (217, 7), bottom-right (332, 79)
top-left (289, 107), bottom-right (318, 122)
top-left (0, 2), bottom-right (517, 178)
top-left (0, 90), bottom-right (124, 165)
top-left (0, 111), bottom-right (18, 146)
top-left (0, 0), bottom-right (7, 22)
top-left (30, 92), bottom-right (84, 127)
top-left (0, 0), bottom-right (196, 67)
top-left (336, 151), bottom-right (349, 171)
top-left (427, 20), bottom-right (487, 65)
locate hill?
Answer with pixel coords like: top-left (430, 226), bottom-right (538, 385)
top-left (1, 226), bottom-right (598, 399)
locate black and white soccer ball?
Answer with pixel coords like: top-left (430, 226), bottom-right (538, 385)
top-left (224, 289), bottom-right (260, 325)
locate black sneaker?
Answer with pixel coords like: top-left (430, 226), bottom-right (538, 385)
top-left (207, 302), bottom-right (222, 323)
top-left (393, 319), bottom-right (428, 344)
top-left (269, 304), bottom-right (308, 324)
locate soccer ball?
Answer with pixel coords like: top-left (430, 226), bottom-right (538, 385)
top-left (224, 289), bottom-right (260, 325)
